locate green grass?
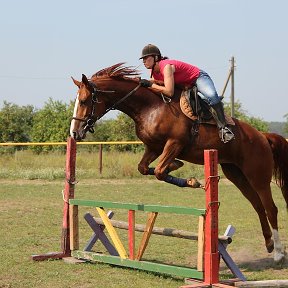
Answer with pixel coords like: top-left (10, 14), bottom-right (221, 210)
top-left (0, 150), bottom-right (206, 180)
top-left (0, 150), bottom-right (287, 287)
top-left (0, 179), bottom-right (287, 288)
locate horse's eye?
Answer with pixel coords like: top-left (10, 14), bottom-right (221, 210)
top-left (79, 100), bottom-right (86, 106)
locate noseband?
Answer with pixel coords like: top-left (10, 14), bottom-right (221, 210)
top-left (72, 82), bottom-right (141, 133)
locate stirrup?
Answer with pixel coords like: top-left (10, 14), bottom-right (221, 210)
top-left (219, 126), bottom-right (235, 143)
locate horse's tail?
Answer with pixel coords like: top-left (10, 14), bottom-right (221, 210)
top-left (264, 132), bottom-right (288, 209)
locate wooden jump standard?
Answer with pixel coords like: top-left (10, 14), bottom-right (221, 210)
top-left (31, 137), bottom-right (76, 261)
top-left (32, 137), bottom-right (246, 287)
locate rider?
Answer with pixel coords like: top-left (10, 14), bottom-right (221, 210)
top-left (139, 44), bottom-right (235, 143)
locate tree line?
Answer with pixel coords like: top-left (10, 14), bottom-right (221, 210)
top-left (0, 98), bottom-right (287, 153)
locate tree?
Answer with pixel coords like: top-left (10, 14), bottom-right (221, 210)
top-left (88, 113), bottom-right (141, 152)
top-left (108, 113), bottom-right (141, 151)
top-left (109, 113), bottom-right (138, 141)
top-left (284, 113), bottom-right (288, 136)
top-left (30, 98), bottom-right (73, 152)
top-left (88, 119), bottom-right (115, 142)
top-left (224, 100), bottom-right (269, 132)
top-left (0, 102), bottom-right (35, 151)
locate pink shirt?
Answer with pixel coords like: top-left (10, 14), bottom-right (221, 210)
top-left (152, 59), bottom-right (200, 86)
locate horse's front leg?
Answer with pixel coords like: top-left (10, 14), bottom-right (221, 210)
top-left (138, 145), bottom-right (159, 175)
top-left (154, 139), bottom-right (183, 180)
top-left (138, 145), bottom-right (185, 175)
top-left (154, 140), bottom-right (202, 188)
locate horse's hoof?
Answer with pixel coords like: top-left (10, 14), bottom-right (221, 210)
top-left (187, 177), bottom-right (203, 189)
top-left (274, 245), bottom-right (286, 265)
top-left (167, 160), bottom-right (184, 173)
top-left (274, 252), bottom-right (285, 264)
top-left (266, 239), bottom-right (274, 253)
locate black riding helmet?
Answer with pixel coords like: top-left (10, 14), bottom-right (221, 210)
top-left (139, 44), bottom-right (161, 60)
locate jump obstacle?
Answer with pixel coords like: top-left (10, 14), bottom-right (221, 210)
top-left (32, 137), bottom-right (248, 287)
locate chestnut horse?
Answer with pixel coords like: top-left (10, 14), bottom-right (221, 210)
top-left (70, 63), bottom-right (288, 263)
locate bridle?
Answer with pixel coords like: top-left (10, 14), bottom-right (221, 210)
top-left (72, 81), bottom-right (141, 133)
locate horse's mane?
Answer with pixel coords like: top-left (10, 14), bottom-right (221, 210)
top-left (91, 62), bottom-right (140, 81)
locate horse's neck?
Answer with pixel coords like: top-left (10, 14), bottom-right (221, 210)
top-left (106, 80), bottom-right (161, 121)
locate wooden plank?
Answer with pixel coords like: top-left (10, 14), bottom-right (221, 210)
top-left (31, 252), bottom-right (67, 261)
top-left (96, 207), bottom-right (128, 259)
top-left (183, 279), bottom-right (235, 288)
top-left (63, 257), bottom-right (86, 264)
top-left (222, 225), bottom-right (236, 249)
top-left (136, 212), bottom-right (158, 260)
top-left (69, 199), bottom-right (205, 216)
top-left (83, 213), bottom-right (119, 256)
top-left (91, 217), bottom-right (231, 243)
top-left (31, 137), bottom-right (77, 262)
top-left (93, 217), bottom-right (197, 240)
top-left (128, 210), bottom-right (135, 260)
top-left (69, 204), bottom-right (79, 251)
top-left (218, 225), bottom-right (246, 281)
top-left (197, 215), bottom-right (205, 272)
top-left (234, 280), bottom-right (288, 287)
top-left (62, 137), bottom-right (77, 255)
top-left (72, 250), bottom-right (203, 279)
top-left (218, 243), bottom-right (246, 281)
top-left (83, 210), bottom-right (114, 251)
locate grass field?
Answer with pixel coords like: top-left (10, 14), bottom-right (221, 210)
top-left (1, 180), bottom-right (288, 288)
top-left (0, 150), bottom-right (288, 287)
top-left (0, 149), bottom-right (206, 180)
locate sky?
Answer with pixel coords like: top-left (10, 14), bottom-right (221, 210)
top-left (0, 0), bottom-right (287, 122)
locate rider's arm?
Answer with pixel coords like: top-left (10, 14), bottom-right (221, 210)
top-left (150, 64), bottom-right (175, 97)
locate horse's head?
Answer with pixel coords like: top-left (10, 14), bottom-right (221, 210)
top-left (70, 63), bottom-right (144, 140)
top-left (70, 74), bottom-right (106, 140)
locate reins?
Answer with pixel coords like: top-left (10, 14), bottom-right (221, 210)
top-left (99, 83), bottom-right (141, 119)
top-left (72, 82), bottom-right (141, 133)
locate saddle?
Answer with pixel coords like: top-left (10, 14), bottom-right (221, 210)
top-left (180, 87), bottom-right (235, 126)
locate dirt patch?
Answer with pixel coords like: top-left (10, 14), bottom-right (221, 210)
top-left (221, 247), bottom-right (288, 271)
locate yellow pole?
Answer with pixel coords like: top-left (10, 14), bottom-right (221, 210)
top-left (96, 207), bottom-right (128, 259)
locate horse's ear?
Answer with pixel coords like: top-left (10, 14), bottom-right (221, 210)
top-left (71, 77), bottom-right (81, 88)
top-left (81, 74), bottom-right (90, 86)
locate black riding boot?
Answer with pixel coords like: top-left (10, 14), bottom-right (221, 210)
top-left (210, 102), bottom-right (235, 143)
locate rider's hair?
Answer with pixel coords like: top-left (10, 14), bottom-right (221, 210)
top-left (155, 55), bottom-right (168, 62)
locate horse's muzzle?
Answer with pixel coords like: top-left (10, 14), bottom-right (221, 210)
top-left (70, 130), bottom-right (86, 141)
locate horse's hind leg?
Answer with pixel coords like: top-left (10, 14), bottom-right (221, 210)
top-left (244, 157), bottom-right (285, 263)
top-left (221, 164), bottom-right (274, 252)
top-left (253, 185), bottom-right (285, 263)
top-left (222, 163), bottom-right (285, 262)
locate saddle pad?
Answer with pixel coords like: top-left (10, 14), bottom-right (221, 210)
top-left (180, 89), bottom-right (235, 126)
top-left (180, 90), bottom-right (198, 121)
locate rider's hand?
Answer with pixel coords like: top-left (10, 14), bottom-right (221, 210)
top-left (140, 79), bottom-right (152, 88)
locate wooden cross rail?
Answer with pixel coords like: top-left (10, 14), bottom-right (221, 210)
top-left (88, 215), bottom-right (232, 244)
top-left (82, 211), bottom-right (245, 282)
top-left (68, 202), bottom-right (206, 279)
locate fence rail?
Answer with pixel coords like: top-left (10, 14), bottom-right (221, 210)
top-left (0, 141), bottom-right (143, 146)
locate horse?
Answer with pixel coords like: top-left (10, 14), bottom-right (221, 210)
top-left (70, 62), bottom-right (288, 263)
